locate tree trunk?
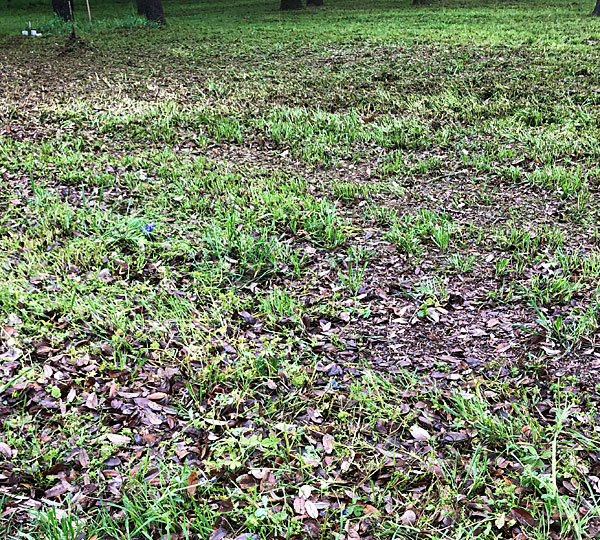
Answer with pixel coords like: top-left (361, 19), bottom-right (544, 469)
top-left (306, 0), bottom-right (324, 5)
top-left (136, 0), bottom-right (146, 16)
top-left (593, 0), bottom-right (600, 16)
top-left (144, 0), bottom-right (165, 24)
top-left (52, 0), bottom-right (71, 21)
top-left (281, 0), bottom-right (302, 10)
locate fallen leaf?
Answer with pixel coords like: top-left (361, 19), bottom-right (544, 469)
top-left (209, 529), bottom-right (228, 540)
top-left (187, 471), bottom-right (198, 497)
top-left (345, 523), bottom-right (361, 539)
top-left (105, 434), bottom-right (130, 445)
top-left (236, 474), bottom-right (256, 490)
top-left (363, 504), bottom-right (378, 515)
top-left (260, 471), bottom-right (277, 492)
top-left (294, 496), bottom-right (305, 515)
top-left (323, 434), bottom-right (334, 454)
top-left (409, 424), bottom-right (431, 441)
top-left (400, 509), bottom-right (417, 525)
top-left (45, 482), bottom-right (70, 498)
top-left (0, 442), bottom-right (12, 458)
top-left (274, 422), bottom-right (297, 433)
top-left (78, 448), bottom-right (90, 468)
top-left (299, 485), bottom-right (312, 498)
top-left (250, 468), bottom-right (267, 479)
top-left (99, 343), bottom-right (114, 356)
top-left (442, 432), bottom-right (469, 443)
top-left (147, 392), bottom-right (167, 400)
top-left (487, 318), bottom-right (500, 328)
top-left (362, 113), bottom-right (378, 123)
top-left (85, 392), bottom-right (98, 409)
top-left (511, 507), bottom-right (538, 528)
top-left (305, 500), bottom-right (319, 519)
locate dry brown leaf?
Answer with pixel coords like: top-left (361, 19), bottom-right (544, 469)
top-left (0, 442), bottom-right (12, 458)
top-left (78, 448), bottom-right (90, 468)
top-left (511, 507), bottom-right (538, 528)
top-left (400, 509), bottom-right (417, 525)
top-left (299, 485), bottom-right (312, 498)
top-left (106, 433), bottom-right (130, 445)
top-left (409, 424), bottom-right (430, 441)
top-left (293, 496), bottom-right (306, 515)
top-left (85, 392), bottom-right (98, 409)
top-left (236, 474), bottom-right (257, 490)
top-left (260, 471), bottom-right (277, 492)
top-left (363, 504), bottom-right (378, 515)
top-left (44, 482), bottom-right (70, 498)
top-left (187, 471), bottom-right (198, 497)
top-left (147, 392), bottom-right (167, 400)
top-left (305, 500), bottom-right (319, 519)
top-left (323, 434), bottom-right (334, 454)
top-left (345, 523), bottom-right (361, 539)
top-left (209, 529), bottom-right (228, 540)
top-left (250, 468), bottom-right (267, 479)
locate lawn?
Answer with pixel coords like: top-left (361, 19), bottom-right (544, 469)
top-left (1, 0), bottom-right (600, 538)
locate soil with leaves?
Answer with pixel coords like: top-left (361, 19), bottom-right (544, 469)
top-left (1, 0), bottom-right (600, 539)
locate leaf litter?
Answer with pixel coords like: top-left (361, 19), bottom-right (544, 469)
top-left (1, 5), bottom-right (600, 539)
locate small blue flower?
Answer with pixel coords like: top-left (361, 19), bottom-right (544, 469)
top-left (327, 379), bottom-right (339, 390)
top-left (141, 223), bottom-right (156, 234)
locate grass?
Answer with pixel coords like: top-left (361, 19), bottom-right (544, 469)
top-left (1, 0), bottom-right (600, 538)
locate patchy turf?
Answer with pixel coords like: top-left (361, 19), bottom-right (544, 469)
top-left (1, 0), bottom-right (600, 538)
